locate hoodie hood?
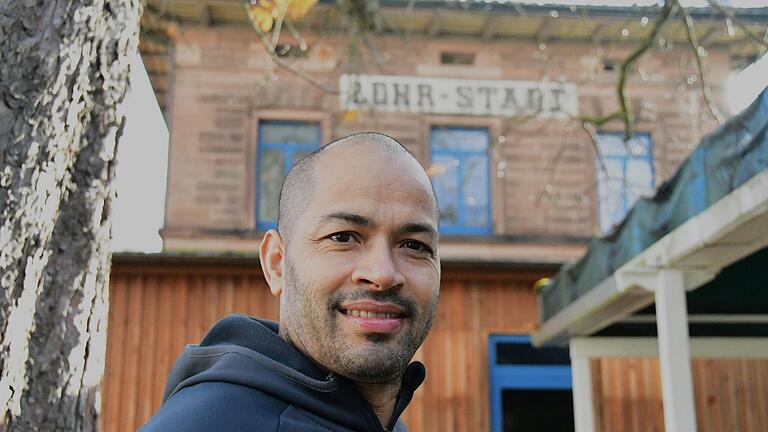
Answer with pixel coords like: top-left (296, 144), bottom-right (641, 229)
top-left (161, 314), bottom-right (426, 432)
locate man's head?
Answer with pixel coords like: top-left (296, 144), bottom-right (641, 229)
top-left (259, 132), bottom-right (440, 384)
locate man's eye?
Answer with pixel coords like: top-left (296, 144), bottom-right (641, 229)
top-left (329, 232), bottom-right (354, 243)
top-left (403, 240), bottom-right (434, 255)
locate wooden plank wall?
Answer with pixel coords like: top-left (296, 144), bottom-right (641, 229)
top-left (102, 257), bottom-right (768, 432)
top-left (100, 258), bottom-right (548, 432)
top-left (591, 357), bottom-right (768, 432)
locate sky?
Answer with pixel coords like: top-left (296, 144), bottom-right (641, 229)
top-left (109, 30), bottom-right (768, 254)
top-left (111, 52), bottom-right (168, 253)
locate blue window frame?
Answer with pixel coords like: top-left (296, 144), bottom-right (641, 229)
top-left (429, 126), bottom-right (492, 235)
top-left (256, 120), bottom-right (320, 230)
top-left (489, 335), bottom-right (573, 432)
top-left (595, 132), bottom-right (655, 234)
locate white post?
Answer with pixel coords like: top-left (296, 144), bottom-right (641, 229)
top-left (570, 339), bottom-right (595, 432)
top-left (655, 269), bottom-right (698, 432)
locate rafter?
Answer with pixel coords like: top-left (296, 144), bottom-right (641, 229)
top-left (428, 10), bottom-right (441, 37)
top-left (483, 14), bottom-right (497, 40)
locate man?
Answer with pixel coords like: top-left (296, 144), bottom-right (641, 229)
top-left (141, 133), bottom-right (441, 432)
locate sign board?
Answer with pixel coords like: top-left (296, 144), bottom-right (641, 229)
top-left (340, 74), bottom-right (578, 118)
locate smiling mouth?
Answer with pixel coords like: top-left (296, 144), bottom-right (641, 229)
top-left (339, 309), bottom-right (403, 319)
top-left (337, 302), bottom-right (408, 333)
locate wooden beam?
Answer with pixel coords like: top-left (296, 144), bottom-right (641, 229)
top-left (200, 4), bottom-right (212, 27)
top-left (590, 23), bottom-right (608, 43)
top-left (698, 24), bottom-right (720, 46)
top-left (536, 17), bottom-right (553, 43)
top-left (428, 10), bottom-right (441, 36)
top-left (483, 14), bottom-right (497, 40)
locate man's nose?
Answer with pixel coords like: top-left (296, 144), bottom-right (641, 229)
top-left (351, 240), bottom-right (405, 291)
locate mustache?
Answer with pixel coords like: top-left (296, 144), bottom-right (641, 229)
top-left (328, 290), bottom-right (416, 317)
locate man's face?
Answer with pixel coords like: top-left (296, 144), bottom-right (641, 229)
top-left (279, 146), bottom-right (440, 383)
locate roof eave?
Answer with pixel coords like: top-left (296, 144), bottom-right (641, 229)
top-left (533, 167), bottom-right (768, 346)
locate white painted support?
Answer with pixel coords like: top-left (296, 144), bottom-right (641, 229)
top-left (655, 269), bottom-right (698, 432)
top-left (570, 344), bottom-right (595, 432)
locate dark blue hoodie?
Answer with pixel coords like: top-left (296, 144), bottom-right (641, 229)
top-left (140, 314), bottom-right (426, 432)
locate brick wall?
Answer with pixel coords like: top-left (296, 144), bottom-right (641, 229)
top-left (161, 26), bottom-right (729, 255)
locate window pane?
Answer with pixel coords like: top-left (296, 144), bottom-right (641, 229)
top-left (258, 150), bottom-right (284, 224)
top-left (597, 134), bottom-right (630, 157)
top-left (257, 122), bottom-right (320, 228)
top-left (260, 121), bottom-right (318, 145)
top-left (430, 127), bottom-right (491, 234)
top-left (628, 135), bottom-right (651, 157)
top-left (431, 154), bottom-right (459, 225)
top-left (598, 134), bottom-right (651, 157)
top-left (595, 133), bottom-right (654, 234)
top-left (596, 159), bottom-right (625, 233)
top-left (462, 155), bottom-right (489, 228)
top-left (626, 159), bottom-right (654, 194)
top-left (431, 127), bottom-right (489, 152)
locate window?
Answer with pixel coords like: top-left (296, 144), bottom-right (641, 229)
top-left (256, 120), bottom-right (320, 230)
top-left (440, 52), bottom-right (475, 65)
top-left (595, 133), bottom-right (654, 234)
top-left (489, 335), bottom-right (573, 432)
top-left (429, 126), bottom-right (491, 235)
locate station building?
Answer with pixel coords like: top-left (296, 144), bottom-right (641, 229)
top-left (103, 1), bottom-right (768, 431)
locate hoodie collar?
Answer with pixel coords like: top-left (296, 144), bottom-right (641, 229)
top-left (168, 314), bottom-right (426, 432)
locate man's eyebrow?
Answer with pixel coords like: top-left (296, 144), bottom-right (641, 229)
top-left (401, 223), bottom-right (438, 241)
top-left (321, 212), bottom-right (373, 227)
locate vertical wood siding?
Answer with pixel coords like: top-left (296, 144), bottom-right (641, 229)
top-left (101, 259), bottom-right (546, 432)
top-left (591, 357), bottom-right (768, 432)
top-left (101, 259), bottom-right (767, 431)
top-left (101, 262), bottom-right (280, 432)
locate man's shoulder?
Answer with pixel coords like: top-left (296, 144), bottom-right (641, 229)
top-left (140, 381), bottom-right (286, 432)
top-left (140, 381), bottom-right (353, 432)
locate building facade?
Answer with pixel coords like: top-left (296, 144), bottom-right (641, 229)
top-left (105, 2), bottom-right (768, 431)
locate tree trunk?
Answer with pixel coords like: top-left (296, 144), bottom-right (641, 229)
top-left (0, 0), bottom-right (141, 430)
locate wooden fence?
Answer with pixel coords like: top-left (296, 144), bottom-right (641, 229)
top-left (100, 255), bottom-right (768, 431)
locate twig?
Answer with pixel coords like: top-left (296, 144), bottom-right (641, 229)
top-left (706, 0), bottom-right (768, 49)
top-left (242, 2), bottom-right (339, 95)
top-left (579, 0), bottom-right (678, 140)
top-left (680, 7), bottom-right (725, 124)
top-left (581, 120), bottom-right (609, 180)
top-left (271, 1), bottom-right (289, 52)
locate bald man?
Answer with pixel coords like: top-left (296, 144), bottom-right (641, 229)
top-left (141, 133), bottom-right (441, 432)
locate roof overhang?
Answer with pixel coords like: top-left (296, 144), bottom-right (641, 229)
top-left (533, 167), bottom-right (768, 346)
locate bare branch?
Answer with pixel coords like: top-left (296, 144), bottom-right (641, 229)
top-left (680, 7), bottom-right (725, 124)
top-left (616, 0), bottom-right (679, 139)
top-left (242, 2), bottom-right (339, 95)
top-left (706, 0), bottom-right (768, 50)
top-left (581, 120), bottom-right (609, 180)
top-left (271, 2), bottom-right (289, 52)
top-left (576, 1), bottom-right (677, 140)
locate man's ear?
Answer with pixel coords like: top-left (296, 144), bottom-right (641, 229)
top-left (259, 229), bottom-right (285, 297)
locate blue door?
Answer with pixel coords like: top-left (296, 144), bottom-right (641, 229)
top-left (489, 335), bottom-right (574, 432)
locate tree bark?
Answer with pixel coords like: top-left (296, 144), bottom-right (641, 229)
top-left (0, 0), bottom-right (141, 430)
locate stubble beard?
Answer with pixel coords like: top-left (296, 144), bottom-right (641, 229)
top-left (282, 260), bottom-right (438, 384)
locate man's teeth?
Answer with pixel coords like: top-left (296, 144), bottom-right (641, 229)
top-left (345, 310), bottom-right (399, 319)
